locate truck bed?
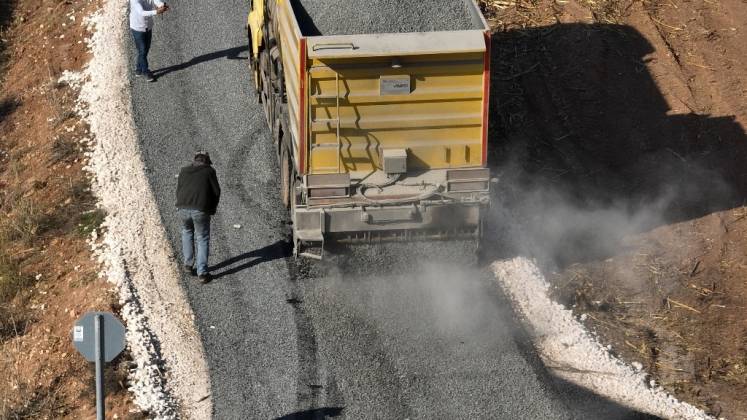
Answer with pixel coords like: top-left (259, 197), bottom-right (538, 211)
top-left (292, 0), bottom-right (483, 36)
top-left (248, 0), bottom-right (492, 257)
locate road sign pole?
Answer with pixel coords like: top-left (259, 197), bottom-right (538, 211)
top-left (73, 311), bottom-right (125, 418)
top-left (95, 314), bottom-right (105, 420)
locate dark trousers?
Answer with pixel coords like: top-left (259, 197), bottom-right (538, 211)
top-left (131, 29), bottom-right (152, 74)
top-left (179, 209), bottom-right (211, 276)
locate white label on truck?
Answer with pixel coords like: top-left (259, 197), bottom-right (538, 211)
top-left (380, 75), bottom-right (411, 95)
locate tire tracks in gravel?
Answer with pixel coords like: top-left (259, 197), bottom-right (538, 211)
top-left (225, 132), bottom-right (342, 415)
top-left (285, 259), bottom-right (338, 414)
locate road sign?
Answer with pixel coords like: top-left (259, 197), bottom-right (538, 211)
top-left (72, 311), bottom-right (125, 362)
top-left (72, 311), bottom-right (126, 420)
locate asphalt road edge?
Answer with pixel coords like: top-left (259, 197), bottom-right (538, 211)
top-left (71, 1), bottom-right (212, 418)
top-left (492, 257), bottom-right (713, 420)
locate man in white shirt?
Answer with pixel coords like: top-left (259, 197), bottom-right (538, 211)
top-left (130, 0), bottom-right (169, 82)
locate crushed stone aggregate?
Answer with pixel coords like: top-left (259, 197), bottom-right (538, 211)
top-left (294, 0), bottom-right (478, 35)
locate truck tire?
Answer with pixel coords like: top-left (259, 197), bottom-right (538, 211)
top-left (259, 51), bottom-right (275, 131)
top-left (280, 146), bottom-right (292, 209)
top-left (275, 60), bottom-right (285, 101)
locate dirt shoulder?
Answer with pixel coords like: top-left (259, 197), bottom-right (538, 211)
top-left (481, 0), bottom-right (747, 418)
top-left (0, 0), bottom-right (143, 418)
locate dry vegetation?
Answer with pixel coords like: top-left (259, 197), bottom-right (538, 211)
top-left (480, 0), bottom-right (747, 417)
top-left (0, 0), bottom-right (142, 417)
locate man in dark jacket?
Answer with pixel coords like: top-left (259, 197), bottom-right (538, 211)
top-left (176, 151), bottom-right (221, 283)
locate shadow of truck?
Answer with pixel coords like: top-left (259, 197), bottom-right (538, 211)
top-left (483, 23), bottom-right (747, 267)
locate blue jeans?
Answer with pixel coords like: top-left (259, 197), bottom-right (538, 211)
top-left (131, 29), bottom-right (152, 74)
top-left (179, 209), bottom-right (211, 275)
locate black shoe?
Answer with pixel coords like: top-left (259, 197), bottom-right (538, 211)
top-left (145, 71), bottom-right (156, 82)
top-left (198, 273), bottom-right (212, 284)
top-left (183, 265), bottom-right (196, 276)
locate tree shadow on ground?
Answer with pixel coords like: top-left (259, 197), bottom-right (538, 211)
top-left (0, 0), bottom-right (15, 68)
top-left (152, 45), bottom-right (248, 78)
top-left (483, 23), bottom-right (747, 267)
top-left (208, 239), bottom-right (291, 280)
top-left (0, 96), bottom-right (19, 123)
top-left (274, 406), bottom-right (344, 419)
top-left (0, 0), bottom-right (17, 123)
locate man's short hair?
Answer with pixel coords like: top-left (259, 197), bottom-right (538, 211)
top-left (194, 151), bottom-right (212, 165)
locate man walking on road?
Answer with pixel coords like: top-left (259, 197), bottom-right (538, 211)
top-left (176, 152), bottom-right (221, 283)
top-left (129, 0), bottom-right (169, 82)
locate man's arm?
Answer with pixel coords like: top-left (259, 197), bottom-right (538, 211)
top-left (210, 169), bottom-right (221, 205)
top-left (131, 0), bottom-right (158, 17)
top-left (209, 170), bottom-right (220, 215)
top-left (175, 169), bottom-right (184, 206)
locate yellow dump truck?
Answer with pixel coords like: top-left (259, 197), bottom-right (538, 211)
top-left (247, 0), bottom-right (492, 258)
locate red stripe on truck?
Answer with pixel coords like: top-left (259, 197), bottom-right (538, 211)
top-left (299, 37), bottom-right (308, 175)
top-left (481, 30), bottom-right (491, 167)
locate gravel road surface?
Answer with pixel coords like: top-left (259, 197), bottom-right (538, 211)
top-left (128, 2), bottom-right (656, 418)
top-left (294, 0), bottom-right (477, 35)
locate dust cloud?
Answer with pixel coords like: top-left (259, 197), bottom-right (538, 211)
top-left (495, 184), bottom-right (672, 267)
top-left (302, 247), bottom-right (577, 417)
top-left (484, 158), bottom-right (736, 271)
top-left (320, 241), bottom-right (509, 344)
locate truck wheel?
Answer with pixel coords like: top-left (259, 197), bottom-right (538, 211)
top-left (280, 147), bottom-right (292, 209)
top-left (260, 52), bottom-right (275, 130)
top-left (275, 60), bottom-right (285, 101)
top-left (252, 59), bottom-right (261, 99)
